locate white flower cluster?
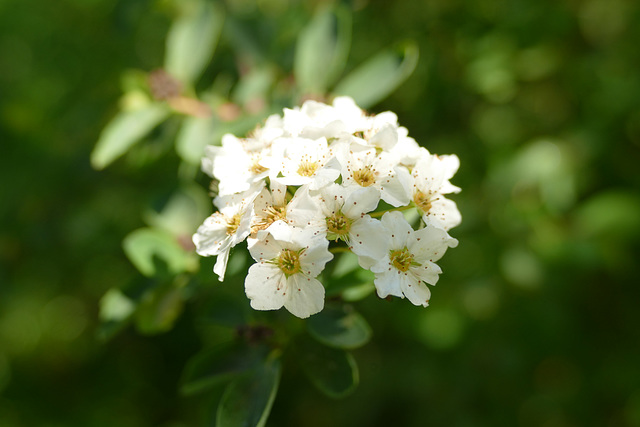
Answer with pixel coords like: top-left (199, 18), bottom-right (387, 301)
top-left (193, 97), bottom-right (461, 318)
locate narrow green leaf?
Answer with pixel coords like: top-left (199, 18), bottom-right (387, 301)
top-left (91, 104), bottom-right (169, 170)
top-left (135, 282), bottom-right (185, 335)
top-left (122, 227), bottom-right (198, 277)
top-left (296, 336), bottom-right (358, 398)
top-left (165, 0), bottom-right (224, 84)
top-left (231, 66), bottom-right (276, 109)
top-left (307, 305), bottom-right (372, 349)
top-left (181, 341), bottom-right (269, 396)
top-left (333, 41), bottom-right (419, 109)
top-left (294, 5), bottom-right (351, 95)
top-left (216, 353), bottom-right (281, 427)
top-left (175, 115), bottom-right (218, 164)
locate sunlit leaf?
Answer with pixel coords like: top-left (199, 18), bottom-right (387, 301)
top-left (99, 288), bottom-right (136, 322)
top-left (90, 104), bottom-right (170, 169)
top-left (96, 288), bottom-right (137, 342)
top-left (333, 41), bottom-right (419, 109)
top-left (295, 336), bottom-right (358, 398)
top-left (294, 5), bottom-right (351, 95)
top-left (122, 227), bottom-right (198, 277)
top-left (216, 353), bottom-right (281, 427)
top-left (175, 115), bottom-right (218, 164)
top-left (165, 0), bottom-right (224, 84)
top-left (181, 341), bottom-right (270, 396)
top-left (307, 304), bottom-right (372, 349)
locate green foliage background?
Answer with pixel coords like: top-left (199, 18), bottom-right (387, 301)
top-left (2, 0), bottom-right (640, 425)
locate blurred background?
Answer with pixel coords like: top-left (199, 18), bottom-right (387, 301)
top-left (2, 0), bottom-right (640, 426)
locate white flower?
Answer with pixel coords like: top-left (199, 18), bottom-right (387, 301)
top-left (265, 137), bottom-right (340, 190)
top-left (192, 185), bottom-right (262, 281)
top-left (202, 134), bottom-right (271, 196)
top-left (411, 151), bottom-right (462, 231)
top-left (250, 182), bottom-right (322, 240)
top-left (337, 143), bottom-right (412, 207)
top-left (245, 226), bottom-right (333, 318)
top-left (370, 211), bottom-right (458, 307)
top-left (286, 184), bottom-right (386, 268)
top-left (283, 96), bottom-right (368, 138)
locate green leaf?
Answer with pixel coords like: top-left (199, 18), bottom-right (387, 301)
top-left (294, 5), bottom-right (351, 95)
top-left (307, 304), bottom-right (372, 349)
top-left (325, 255), bottom-right (376, 302)
top-left (181, 341), bottom-right (270, 396)
top-left (165, 0), bottom-right (224, 85)
top-left (135, 282), bottom-right (185, 335)
top-left (216, 354), bottom-right (281, 427)
top-left (144, 185), bottom-right (211, 238)
top-left (122, 227), bottom-right (198, 277)
top-left (295, 336), bottom-right (358, 398)
top-left (333, 41), bottom-right (419, 109)
top-left (99, 288), bottom-right (136, 322)
top-left (175, 115), bottom-right (218, 164)
top-left (231, 66), bottom-right (276, 109)
top-left (91, 104), bottom-right (170, 170)
top-left (97, 288), bottom-right (136, 342)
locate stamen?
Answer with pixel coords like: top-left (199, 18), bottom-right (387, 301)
top-left (297, 160), bottom-right (319, 177)
top-left (390, 247), bottom-right (414, 272)
top-left (277, 249), bottom-right (302, 276)
top-left (414, 190), bottom-right (433, 213)
top-left (353, 165), bottom-right (376, 187)
top-left (226, 214), bottom-right (242, 235)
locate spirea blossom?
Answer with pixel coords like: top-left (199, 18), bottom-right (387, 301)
top-left (193, 96), bottom-right (461, 318)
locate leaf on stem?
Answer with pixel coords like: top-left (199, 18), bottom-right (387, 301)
top-left (333, 41), bottom-right (419, 109)
top-left (122, 227), bottom-right (198, 277)
top-left (295, 335), bottom-right (359, 398)
top-left (294, 5), bottom-right (351, 96)
top-left (216, 353), bottom-right (281, 427)
top-left (307, 304), bottom-right (372, 349)
top-left (181, 341), bottom-right (270, 396)
top-left (91, 104), bottom-right (170, 170)
top-left (135, 281), bottom-right (185, 335)
top-left (165, 0), bottom-right (224, 85)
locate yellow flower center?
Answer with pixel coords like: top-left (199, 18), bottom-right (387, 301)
top-left (353, 165), bottom-right (376, 187)
top-left (249, 158), bottom-right (267, 174)
top-left (297, 160), bottom-right (319, 177)
top-left (226, 214), bottom-right (242, 235)
top-left (252, 205), bottom-right (287, 233)
top-left (326, 211), bottom-right (351, 238)
top-left (390, 247), bottom-right (414, 272)
top-left (277, 249), bottom-right (302, 276)
top-left (413, 190), bottom-right (433, 213)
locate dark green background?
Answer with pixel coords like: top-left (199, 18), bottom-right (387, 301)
top-left (2, 0), bottom-right (640, 425)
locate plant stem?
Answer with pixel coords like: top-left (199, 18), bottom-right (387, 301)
top-left (369, 204), bottom-right (414, 218)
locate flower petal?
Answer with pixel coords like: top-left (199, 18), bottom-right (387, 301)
top-left (379, 167), bottom-right (412, 207)
top-left (283, 274), bottom-right (325, 318)
top-left (398, 273), bottom-right (431, 307)
top-left (410, 226), bottom-right (458, 263)
top-left (349, 216), bottom-right (387, 265)
top-left (380, 211), bottom-right (412, 250)
top-left (342, 186), bottom-right (380, 217)
top-left (373, 269), bottom-right (404, 299)
top-left (245, 263), bottom-right (287, 311)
